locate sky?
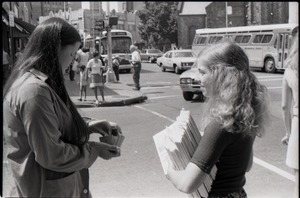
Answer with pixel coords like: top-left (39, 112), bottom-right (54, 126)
top-left (81, 2), bottom-right (118, 12)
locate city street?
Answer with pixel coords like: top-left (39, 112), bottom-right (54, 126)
top-left (77, 62), bottom-right (295, 198)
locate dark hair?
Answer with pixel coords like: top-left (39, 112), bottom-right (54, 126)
top-left (3, 17), bottom-right (89, 146)
top-left (93, 51), bottom-right (99, 57)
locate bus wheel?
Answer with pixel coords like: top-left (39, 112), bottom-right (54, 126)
top-left (161, 64), bottom-right (166, 72)
top-left (264, 58), bottom-right (276, 73)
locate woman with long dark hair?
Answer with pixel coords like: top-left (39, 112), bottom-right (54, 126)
top-left (3, 17), bottom-right (121, 197)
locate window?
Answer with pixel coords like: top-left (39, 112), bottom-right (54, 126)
top-left (208, 36), bottom-right (223, 44)
top-left (241, 35), bottom-right (251, 43)
top-left (261, 34), bottom-right (273, 43)
top-left (235, 35), bottom-right (243, 43)
top-left (253, 34), bottom-right (264, 43)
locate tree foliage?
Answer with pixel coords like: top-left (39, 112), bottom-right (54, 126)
top-left (137, 2), bottom-right (178, 47)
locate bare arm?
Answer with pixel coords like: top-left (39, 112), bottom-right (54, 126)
top-left (281, 78), bottom-right (292, 144)
top-left (166, 162), bottom-right (208, 194)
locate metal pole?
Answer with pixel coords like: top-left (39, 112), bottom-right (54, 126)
top-left (98, 1), bottom-right (102, 54)
top-left (9, 2), bottom-right (15, 66)
top-left (92, 3), bottom-right (95, 50)
top-left (106, 2), bottom-right (115, 82)
top-left (225, 2), bottom-right (228, 28)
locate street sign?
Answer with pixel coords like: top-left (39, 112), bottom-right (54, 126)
top-left (95, 19), bottom-right (105, 31)
top-left (9, 11), bottom-right (14, 27)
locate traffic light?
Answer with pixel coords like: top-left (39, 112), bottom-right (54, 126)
top-left (95, 19), bottom-right (105, 31)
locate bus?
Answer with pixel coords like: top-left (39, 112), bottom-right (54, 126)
top-left (96, 29), bottom-right (133, 73)
top-left (192, 23), bottom-right (298, 73)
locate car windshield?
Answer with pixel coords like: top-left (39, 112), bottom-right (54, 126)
top-left (148, 49), bottom-right (161, 53)
top-left (174, 51), bottom-right (195, 58)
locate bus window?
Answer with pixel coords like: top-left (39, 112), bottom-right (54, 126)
top-left (261, 34), bottom-right (273, 43)
top-left (224, 35), bottom-right (234, 42)
top-left (199, 37), bottom-right (207, 44)
top-left (241, 35), bottom-right (251, 43)
top-left (285, 34), bottom-right (289, 49)
top-left (253, 34), bottom-right (263, 43)
top-left (209, 36), bottom-right (223, 44)
top-left (235, 35), bottom-right (243, 43)
top-left (279, 34), bottom-right (283, 49)
top-left (274, 37), bottom-right (277, 48)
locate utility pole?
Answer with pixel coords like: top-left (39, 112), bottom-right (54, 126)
top-left (106, 2), bottom-right (115, 82)
top-left (225, 2), bottom-right (228, 28)
top-left (9, 2), bottom-right (15, 66)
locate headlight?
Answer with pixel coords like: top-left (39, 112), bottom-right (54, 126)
top-left (180, 78), bottom-right (192, 84)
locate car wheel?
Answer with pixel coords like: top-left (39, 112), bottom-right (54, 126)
top-left (175, 66), bottom-right (181, 74)
top-left (264, 58), bottom-right (276, 73)
top-left (198, 92), bottom-right (205, 102)
top-left (161, 64), bottom-right (166, 72)
top-left (183, 92), bottom-right (194, 101)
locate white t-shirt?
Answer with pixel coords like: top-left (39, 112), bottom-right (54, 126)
top-left (87, 58), bottom-right (104, 74)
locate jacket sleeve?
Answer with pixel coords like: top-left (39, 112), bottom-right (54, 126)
top-left (18, 83), bottom-right (99, 172)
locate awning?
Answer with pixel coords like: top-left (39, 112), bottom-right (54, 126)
top-left (13, 26), bottom-right (30, 38)
top-left (14, 17), bottom-right (36, 33)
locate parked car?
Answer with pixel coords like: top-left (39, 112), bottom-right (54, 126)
top-left (179, 65), bottom-right (205, 101)
top-left (156, 49), bottom-right (196, 74)
top-left (140, 49), bottom-right (163, 63)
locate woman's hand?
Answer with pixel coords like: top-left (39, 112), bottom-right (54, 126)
top-left (281, 134), bottom-right (289, 145)
top-left (88, 120), bottom-right (122, 136)
top-left (93, 141), bottom-right (120, 160)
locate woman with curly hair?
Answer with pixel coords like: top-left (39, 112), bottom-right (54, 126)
top-left (166, 41), bottom-right (270, 198)
top-left (281, 27), bottom-right (298, 198)
top-left (3, 17), bottom-right (121, 198)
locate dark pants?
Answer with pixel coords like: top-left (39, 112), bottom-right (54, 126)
top-left (69, 64), bottom-right (75, 81)
top-left (112, 65), bottom-right (119, 81)
top-left (132, 62), bottom-right (141, 89)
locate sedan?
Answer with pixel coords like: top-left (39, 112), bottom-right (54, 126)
top-left (156, 49), bottom-right (196, 74)
top-left (179, 65), bottom-right (205, 101)
top-left (140, 49), bottom-right (163, 63)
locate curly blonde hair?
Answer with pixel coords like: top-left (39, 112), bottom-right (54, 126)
top-left (199, 41), bottom-right (270, 137)
top-left (285, 29), bottom-right (298, 77)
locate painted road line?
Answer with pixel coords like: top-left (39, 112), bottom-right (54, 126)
top-left (267, 86), bottom-right (282, 89)
top-left (148, 95), bottom-right (180, 100)
top-left (135, 105), bottom-right (295, 182)
top-left (254, 157), bottom-right (296, 182)
top-left (259, 79), bottom-right (282, 82)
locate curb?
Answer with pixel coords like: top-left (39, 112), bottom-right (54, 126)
top-left (74, 95), bottom-right (148, 108)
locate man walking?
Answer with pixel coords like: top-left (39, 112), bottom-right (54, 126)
top-left (130, 45), bottom-right (141, 90)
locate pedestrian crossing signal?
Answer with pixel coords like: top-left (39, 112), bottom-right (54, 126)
top-left (95, 20), bottom-right (105, 31)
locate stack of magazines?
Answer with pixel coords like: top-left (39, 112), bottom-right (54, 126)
top-left (153, 109), bottom-right (217, 198)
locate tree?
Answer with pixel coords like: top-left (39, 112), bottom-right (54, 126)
top-left (137, 2), bottom-right (178, 48)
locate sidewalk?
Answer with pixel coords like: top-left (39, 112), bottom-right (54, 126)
top-left (65, 76), bottom-right (147, 108)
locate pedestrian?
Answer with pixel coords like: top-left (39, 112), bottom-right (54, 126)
top-left (130, 45), bottom-right (142, 90)
top-left (87, 51), bottom-right (107, 105)
top-left (3, 17), bottom-right (121, 198)
top-left (166, 41), bottom-right (270, 197)
top-left (281, 27), bottom-right (298, 198)
top-left (78, 65), bottom-right (89, 101)
top-left (112, 55), bottom-right (120, 82)
top-left (2, 49), bottom-right (11, 85)
top-left (15, 47), bottom-right (24, 61)
top-left (68, 59), bottom-right (75, 81)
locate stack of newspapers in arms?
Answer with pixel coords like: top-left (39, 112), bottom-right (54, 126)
top-left (153, 109), bottom-right (217, 198)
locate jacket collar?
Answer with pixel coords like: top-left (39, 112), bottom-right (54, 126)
top-left (29, 68), bottom-right (49, 82)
